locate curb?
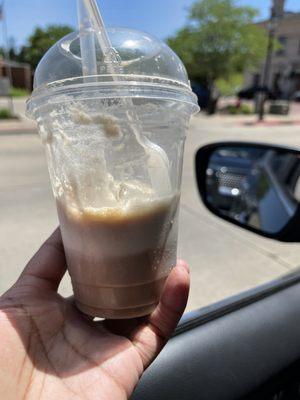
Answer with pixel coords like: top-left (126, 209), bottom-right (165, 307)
top-left (0, 120), bottom-right (37, 135)
top-left (242, 120), bottom-right (300, 127)
top-left (0, 128), bottom-right (37, 136)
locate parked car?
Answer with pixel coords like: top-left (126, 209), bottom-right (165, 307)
top-left (292, 91), bottom-right (300, 102)
top-left (191, 81), bottom-right (210, 109)
top-left (206, 147), bottom-right (265, 213)
top-left (238, 85), bottom-right (277, 100)
top-left (206, 147), bottom-right (300, 232)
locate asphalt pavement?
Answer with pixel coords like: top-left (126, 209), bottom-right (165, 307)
top-left (1, 110), bottom-right (300, 312)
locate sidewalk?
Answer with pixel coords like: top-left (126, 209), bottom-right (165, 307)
top-left (213, 99), bottom-right (300, 126)
top-left (0, 96), bottom-right (299, 134)
top-left (0, 97), bottom-right (37, 134)
top-left (196, 108), bottom-right (300, 127)
top-left (0, 119), bottom-right (37, 135)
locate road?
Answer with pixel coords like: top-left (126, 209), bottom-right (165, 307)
top-left (1, 113), bottom-right (300, 312)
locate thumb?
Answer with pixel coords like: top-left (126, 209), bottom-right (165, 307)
top-left (130, 260), bottom-right (190, 368)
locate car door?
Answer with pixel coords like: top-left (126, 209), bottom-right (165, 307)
top-left (132, 141), bottom-right (300, 400)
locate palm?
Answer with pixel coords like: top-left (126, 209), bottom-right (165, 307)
top-left (0, 230), bottom-right (189, 400)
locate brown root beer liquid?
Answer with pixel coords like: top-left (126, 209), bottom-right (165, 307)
top-left (57, 195), bottom-right (178, 318)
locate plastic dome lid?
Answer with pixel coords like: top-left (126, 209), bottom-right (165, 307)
top-left (27, 27), bottom-right (199, 115)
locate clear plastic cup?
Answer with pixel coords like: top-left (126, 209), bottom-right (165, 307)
top-left (26, 28), bottom-right (199, 319)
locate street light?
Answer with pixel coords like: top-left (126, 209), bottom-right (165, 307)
top-left (257, 5), bottom-right (279, 121)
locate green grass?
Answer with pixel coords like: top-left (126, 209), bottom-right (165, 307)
top-left (0, 108), bottom-right (18, 119)
top-left (221, 103), bottom-right (253, 115)
top-left (9, 87), bottom-right (30, 98)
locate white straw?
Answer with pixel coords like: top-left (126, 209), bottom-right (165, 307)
top-left (82, 0), bottom-right (112, 52)
top-left (81, 0), bottom-right (121, 74)
top-left (77, 0), bottom-right (171, 193)
top-left (77, 0), bottom-right (98, 76)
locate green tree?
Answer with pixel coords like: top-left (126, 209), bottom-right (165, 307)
top-left (168, 0), bottom-right (268, 86)
top-left (21, 25), bottom-right (73, 69)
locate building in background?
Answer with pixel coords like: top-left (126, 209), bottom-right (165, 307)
top-left (244, 0), bottom-right (300, 100)
top-left (0, 59), bottom-right (32, 91)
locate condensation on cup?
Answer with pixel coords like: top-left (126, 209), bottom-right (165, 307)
top-left (26, 27), bottom-right (199, 319)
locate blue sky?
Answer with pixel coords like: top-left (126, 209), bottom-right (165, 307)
top-left (3, 0), bottom-right (300, 48)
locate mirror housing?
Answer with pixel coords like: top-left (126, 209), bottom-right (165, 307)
top-left (195, 142), bottom-right (300, 242)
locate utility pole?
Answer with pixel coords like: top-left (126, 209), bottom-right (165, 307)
top-left (0, 0), bottom-right (14, 113)
top-left (257, 4), bottom-right (278, 121)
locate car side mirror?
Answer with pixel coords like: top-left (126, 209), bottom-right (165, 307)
top-left (195, 142), bottom-right (300, 242)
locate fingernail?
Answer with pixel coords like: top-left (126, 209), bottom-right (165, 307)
top-left (177, 259), bottom-right (190, 274)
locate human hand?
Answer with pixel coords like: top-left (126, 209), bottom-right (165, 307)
top-left (0, 229), bottom-right (189, 400)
